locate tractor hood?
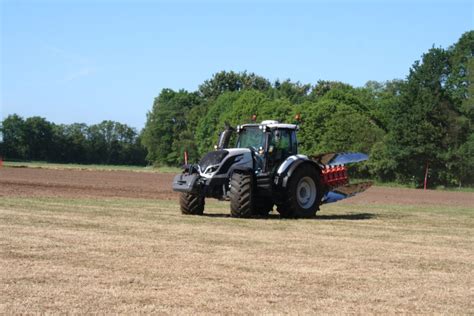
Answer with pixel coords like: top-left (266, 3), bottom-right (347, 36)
top-left (199, 150), bottom-right (229, 171)
top-left (198, 148), bottom-right (252, 177)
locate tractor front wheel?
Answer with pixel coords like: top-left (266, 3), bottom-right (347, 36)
top-left (180, 192), bottom-right (205, 215)
top-left (229, 172), bottom-right (254, 218)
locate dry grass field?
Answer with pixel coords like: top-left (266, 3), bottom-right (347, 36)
top-left (1, 167), bottom-right (473, 313)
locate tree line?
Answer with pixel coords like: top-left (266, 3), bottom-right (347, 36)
top-left (0, 116), bottom-right (147, 165)
top-left (142, 31), bottom-right (473, 187)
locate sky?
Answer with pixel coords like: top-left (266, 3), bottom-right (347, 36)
top-left (1, 0), bottom-right (473, 130)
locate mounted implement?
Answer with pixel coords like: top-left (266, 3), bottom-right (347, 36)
top-left (172, 120), bottom-right (371, 218)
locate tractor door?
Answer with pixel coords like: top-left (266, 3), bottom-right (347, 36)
top-left (268, 128), bottom-right (297, 171)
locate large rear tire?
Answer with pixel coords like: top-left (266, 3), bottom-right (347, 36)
top-left (277, 164), bottom-right (322, 218)
top-left (180, 192), bottom-right (205, 215)
top-left (229, 172), bottom-right (254, 218)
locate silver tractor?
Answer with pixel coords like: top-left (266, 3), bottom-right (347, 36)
top-left (172, 120), bottom-right (371, 218)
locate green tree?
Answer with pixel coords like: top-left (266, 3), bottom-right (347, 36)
top-left (198, 71), bottom-right (271, 99)
top-left (195, 92), bottom-right (240, 154)
top-left (0, 114), bottom-right (27, 159)
top-left (142, 89), bottom-right (202, 165)
top-left (85, 120), bottom-right (145, 165)
top-left (271, 79), bottom-right (311, 104)
top-left (24, 116), bottom-right (54, 161)
top-left (309, 80), bottom-right (353, 99)
top-left (51, 123), bottom-right (91, 163)
top-left (454, 133), bottom-right (474, 186)
top-left (296, 96), bottom-right (383, 156)
top-left (447, 31), bottom-right (474, 118)
top-left (382, 47), bottom-right (466, 185)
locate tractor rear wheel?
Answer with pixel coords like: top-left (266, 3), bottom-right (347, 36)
top-left (180, 192), bottom-right (205, 215)
top-left (277, 164), bottom-right (321, 218)
top-left (229, 172), bottom-right (254, 218)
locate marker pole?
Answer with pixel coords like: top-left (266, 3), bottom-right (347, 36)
top-left (424, 162), bottom-right (429, 190)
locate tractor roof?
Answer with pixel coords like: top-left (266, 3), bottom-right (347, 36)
top-left (240, 120), bottom-right (298, 130)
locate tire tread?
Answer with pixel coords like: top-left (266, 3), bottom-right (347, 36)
top-left (180, 193), bottom-right (205, 215)
top-left (229, 173), bottom-right (253, 218)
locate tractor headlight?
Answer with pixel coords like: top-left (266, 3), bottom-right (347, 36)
top-left (204, 164), bottom-right (219, 174)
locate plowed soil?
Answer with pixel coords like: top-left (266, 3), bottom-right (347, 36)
top-left (0, 167), bottom-right (177, 200)
top-left (1, 167), bottom-right (473, 207)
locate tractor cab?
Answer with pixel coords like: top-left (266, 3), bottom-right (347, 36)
top-left (235, 120), bottom-right (298, 172)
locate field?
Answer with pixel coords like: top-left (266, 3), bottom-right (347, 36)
top-left (2, 160), bottom-right (181, 173)
top-left (1, 167), bottom-right (473, 313)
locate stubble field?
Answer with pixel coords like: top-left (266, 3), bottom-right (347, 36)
top-left (1, 167), bottom-right (473, 313)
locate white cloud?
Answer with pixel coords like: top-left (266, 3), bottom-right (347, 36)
top-left (63, 67), bottom-right (96, 82)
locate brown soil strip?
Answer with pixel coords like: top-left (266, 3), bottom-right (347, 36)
top-left (1, 167), bottom-right (473, 206)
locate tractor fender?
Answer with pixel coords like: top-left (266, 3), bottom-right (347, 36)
top-left (275, 155), bottom-right (321, 188)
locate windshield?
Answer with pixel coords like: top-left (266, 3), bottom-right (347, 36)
top-left (236, 127), bottom-right (264, 149)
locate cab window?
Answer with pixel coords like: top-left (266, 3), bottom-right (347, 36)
top-left (273, 129), bottom-right (295, 158)
top-left (236, 127), bottom-right (264, 149)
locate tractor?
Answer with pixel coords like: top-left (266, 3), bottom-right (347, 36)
top-left (172, 120), bottom-right (372, 218)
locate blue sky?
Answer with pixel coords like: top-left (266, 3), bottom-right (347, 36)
top-left (1, 0), bottom-right (473, 130)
